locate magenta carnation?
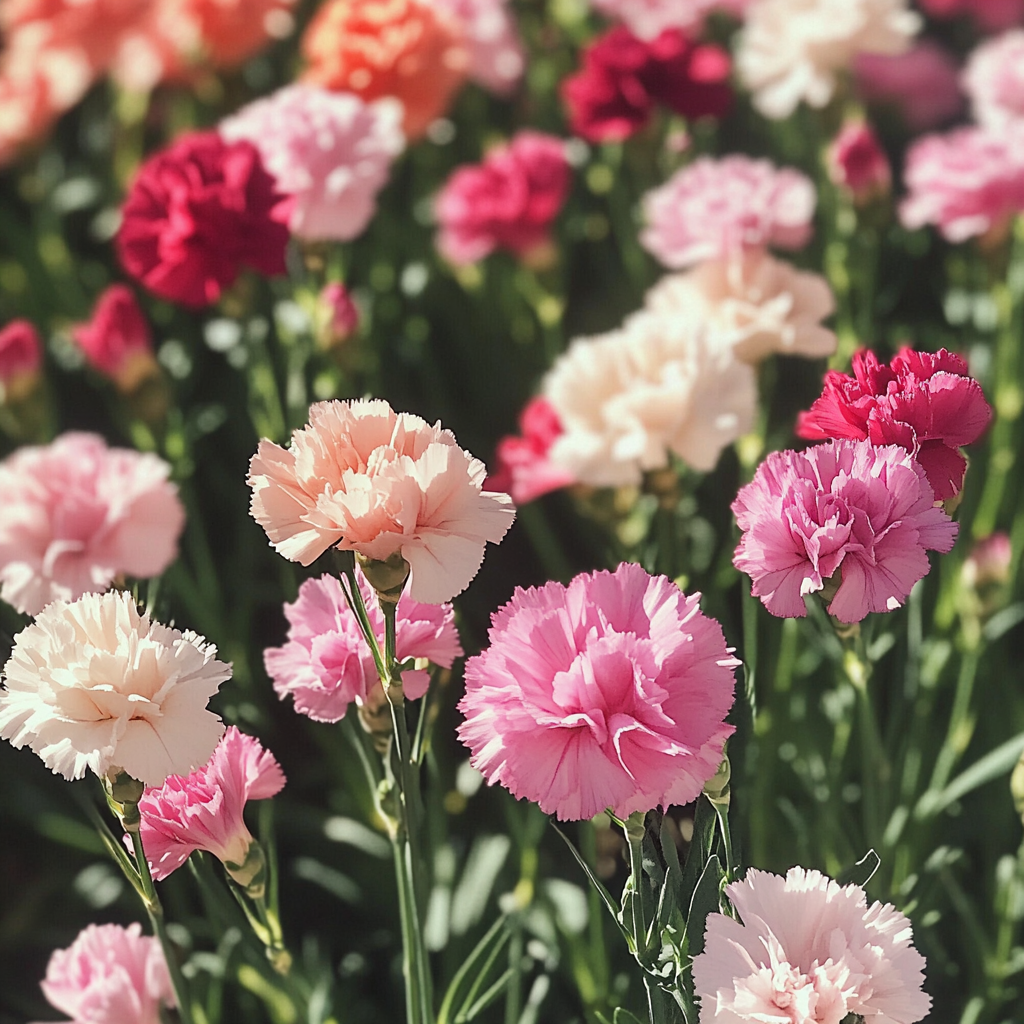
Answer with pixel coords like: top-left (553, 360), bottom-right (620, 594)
top-left (264, 571), bottom-right (462, 723)
top-left (458, 562), bottom-right (738, 821)
top-left (732, 439), bottom-right (958, 624)
top-left (796, 347), bottom-right (993, 501)
top-left (138, 726), bottom-right (285, 881)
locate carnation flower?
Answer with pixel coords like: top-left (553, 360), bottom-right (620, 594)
top-left (435, 132), bottom-right (571, 265)
top-left (640, 155), bottom-right (816, 269)
top-left (433, 0), bottom-right (524, 95)
top-left (71, 285), bottom-right (157, 392)
top-left (458, 562), bottom-right (739, 821)
top-left (220, 85), bottom-right (404, 243)
top-left (542, 310), bottom-right (757, 487)
top-left (160, 0), bottom-right (295, 69)
top-left (732, 439), bottom-right (958, 623)
top-left (589, 0), bottom-right (753, 39)
top-left (961, 532), bottom-right (1013, 591)
top-left (797, 347), bottom-right (993, 501)
top-left (0, 318), bottom-right (42, 392)
top-left (320, 281), bottom-right (360, 345)
top-left (36, 922), bottom-right (175, 1024)
top-left (301, 0), bottom-right (468, 141)
top-left (0, 61), bottom-right (62, 167)
top-left (0, 590), bottom-right (227, 785)
top-left (828, 122), bottom-right (891, 203)
top-left (116, 130), bottom-right (292, 309)
top-left (0, 432), bottom-right (185, 616)
top-left (736, 0), bottom-right (920, 120)
top-left (693, 867), bottom-right (931, 1024)
top-left (137, 726), bottom-right (285, 881)
top-left (899, 126), bottom-right (1024, 243)
top-left (561, 27), bottom-right (733, 144)
top-left (963, 30), bottom-right (1024, 131)
top-left (248, 399), bottom-right (515, 604)
top-left (264, 571), bottom-right (462, 723)
top-left (644, 252), bottom-right (837, 364)
top-left (918, 0), bottom-right (1024, 31)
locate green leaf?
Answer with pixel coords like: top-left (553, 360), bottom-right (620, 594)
top-left (684, 855), bottom-right (724, 958)
top-left (612, 1008), bottom-right (648, 1024)
top-left (678, 797), bottom-right (716, 912)
top-left (916, 731), bottom-right (1024, 819)
top-left (436, 914), bottom-right (510, 1024)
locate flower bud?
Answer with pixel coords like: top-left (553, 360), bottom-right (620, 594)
top-left (319, 282), bottom-right (359, 347)
top-left (828, 122), bottom-right (891, 205)
top-left (356, 550), bottom-right (411, 604)
top-left (0, 319), bottom-right (43, 402)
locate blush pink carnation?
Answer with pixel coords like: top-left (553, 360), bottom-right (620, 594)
top-left (640, 155), bottom-right (816, 269)
top-left (732, 439), bottom-right (958, 623)
top-left (220, 85), bottom-right (404, 243)
top-left (248, 399), bottom-right (515, 604)
top-left (458, 562), bottom-right (739, 821)
top-left (35, 922), bottom-right (175, 1024)
top-left (589, 0), bottom-right (753, 39)
top-left (264, 571), bottom-right (462, 723)
top-left (433, 0), bottom-right (525, 95)
top-left (693, 867), bottom-right (931, 1024)
top-left (137, 726), bottom-right (285, 881)
top-left (0, 432), bottom-right (185, 616)
top-left (963, 30), bottom-right (1024, 131)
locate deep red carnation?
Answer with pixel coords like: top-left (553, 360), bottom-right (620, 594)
top-left (117, 131), bottom-right (292, 309)
top-left (561, 27), bottom-right (732, 143)
top-left (797, 347), bottom-right (992, 501)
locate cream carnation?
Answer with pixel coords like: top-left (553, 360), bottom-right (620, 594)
top-left (542, 310), bottom-right (757, 487)
top-left (0, 590), bottom-right (227, 786)
top-left (737, 0), bottom-right (920, 120)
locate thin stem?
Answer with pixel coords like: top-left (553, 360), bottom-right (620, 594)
top-left (928, 646), bottom-right (981, 795)
top-left (844, 643), bottom-right (888, 851)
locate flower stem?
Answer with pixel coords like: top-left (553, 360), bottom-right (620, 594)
top-left (843, 642), bottom-right (888, 851)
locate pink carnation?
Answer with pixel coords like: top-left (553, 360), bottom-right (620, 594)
top-left (797, 347), bottom-right (993, 501)
top-left (320, 281), bottom-right (360, 344)
top-left (137, 726), bottom-right (285, 881)
top-left (248, 399), bottom-right (515, 604)
top-left (899, 125), bottom-right (1024, 243)
top-left (693, 867), bottom-right (931, 1024)
top-left (458, 562), bottom-right (738, 821)
top-left (589, 0), bottom-right (753, 39)
top-left (963, 29), bottom-right (1024, 130)
top-left (732, 439), bottom-right (958, 623)
top-left (433, 0), bottom-right (525, 95)
top-left (435, 132), bottom-right (571, 265)
top-left (918, 0), bottom-right (1024, 32)
top-left (0, 318), bottom-right (42, 386)
top-left (264, 571), bottom-right (462, 723)
top-left (36, 922), bottom-right (175, 1024)
top-left (71, 285), bottom-right (156, 391)
top-left (828, 122), bottom-right (891, 202)
top-left (0, 433), bottom-right (185, 616)
top-left (640, 155), bottom-right (816, 269)
top-left (220, 84), bottom-right (404, 243)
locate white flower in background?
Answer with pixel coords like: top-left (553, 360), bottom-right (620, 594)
top-left (963, 29), bottom-right (1024, 131)
top-left (589, 0), bottom-right (754, 39)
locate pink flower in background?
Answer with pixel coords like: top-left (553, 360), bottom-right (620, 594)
top-left (433, 0), bottom-right (525, 95)
top-left (542, 310), bottom-right (757, 487)
top-left (918, 0), bottom-right (1024, 32)
top-left (71, 285), bottom-right (156, 392)
top-left (264, 571), bottom-right (462, 723)
top-left (962, 532), bottom-right (1013, 589)
top-left (0, 433), bottom-right (185, 615)
top-left (0, 319), bottom-right (42, 388)
top-left (0, 590), bottom-right (227, 785)
top-left (855, 42), bottom-right (963, 132)
top-left (458, 562), bottom-right (738, 821)
top-left (0, 62), bottom-right (62, 167)
top-left (486, 397), bottom-right (575, 505)
top-left (640, 155), bottom-right (815, 269)
top-left (589, 0), bottom-right (753, 39)
top-left (35, 922), bottom-right (174, 1024)
top-left (736, 0), bottom-right (920, 119)
top-left (963, 30), bottom-right (1024, 130)
top-left (138, 727), bottom-right (285, 880)
top-left (435, 132), bottom-right (571, 265)
top-left (828, 122), bottom-right (891, 201)
top-left (220, 85), bottom-right (404, 243)
top-left (900, 126), bottom-right (1024, 243)
top-left (732, 439), bottom-right (958, 622)
top-left (693, 867), bottom-right (931, 1024)
top-left (248, 399), bottom-right (515, 604)
top-left (797, 347), bottom-right (993, 501)
top-left (320, 282), bottom-right (360, 343)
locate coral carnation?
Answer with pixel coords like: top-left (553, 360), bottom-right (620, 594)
top-left (732, 439), bottom-right (958, 623)
top-left (693, 867), bottom-right (931, 1024)
top-left (71, 285), bottom-right (156, 391)
top-left (0, 590), bottom-right (227, 785)
top-left (164, 0), bottom-right (295, 69)
top-left (264, 571), bottom-right (462, 723)
top-left (458, 562), bottom-right (738, 821)
top-left (797, 347), bottom-right (993, 501)
top-left (0, 432), bottom-right (185, 616)
top-left (963, 30), bottom-right (1024, 131)
top-left (248, 399), bottom-right (515, 604)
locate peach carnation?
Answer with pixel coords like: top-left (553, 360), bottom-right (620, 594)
top-left (248, 399), bottom-right (515, 604)
top-left (0, 590), bottom-right (228, 785)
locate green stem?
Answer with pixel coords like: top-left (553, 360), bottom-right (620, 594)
top-left (928, 645), bottom-right (981, 795)
top-left (844, 643), bottom-right (888, 851)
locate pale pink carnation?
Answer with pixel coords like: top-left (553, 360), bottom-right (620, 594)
top-left (35, 922), bottom-right (175, 1024)
top-left (0, 590), bottom-right (227, 785)
top-left (693, 867), bottom-right (931, 1024)
top-left (433, 0), bottom-right (524, 94)
top-left (899, 125), bottom-right (1024, 243)
top-left (644, 252), bottom-right (837, 364)
top-left (588, 0), bottom-right (753, 39)
top-left (542, 310), bottom-right (757, 487)
top-left (247, 399), bottom-right (516, 604)
top-left (963, 30), bottom-right (1024, 130)
top-left (640, 155), bottom-right (816, 269)
top-left (458, 562), bottom-right (739, 821)
top-left (732, 439), bottom-right (958, 623)
top-left (736, 0), bottom-right (920, 119)
top-left (220, 84), bottom-right (404, 243)
top-left (0, 433), bottom-right (185, 616)
top-left (264, 571), bottom-right (462, 723)
top-left (137, 726), bottom-right (285, 880)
